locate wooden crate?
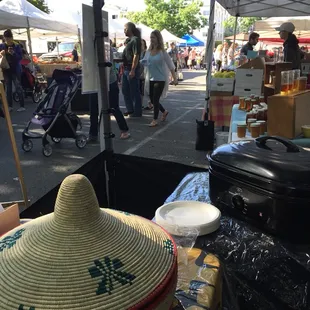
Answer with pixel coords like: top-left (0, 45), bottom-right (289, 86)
top-left (267, 90), bottom-right (310, 139)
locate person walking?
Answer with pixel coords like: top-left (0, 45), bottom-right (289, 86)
top-left (140, 39), bottom-right (153, 111)
top-left (122, 22), bottom-right (142, 117)
top-left (88, 45), bottom-right (130, 142)
top-left (0, 29), bottom-right (25, 112)
top-left (142, 30), bottom-right (178, 127)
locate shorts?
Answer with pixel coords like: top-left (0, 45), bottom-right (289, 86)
top-left (140, 79), bottom-right (145, 96)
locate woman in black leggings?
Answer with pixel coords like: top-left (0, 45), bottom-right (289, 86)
top-left (142, 30), bottom-right (178, 127)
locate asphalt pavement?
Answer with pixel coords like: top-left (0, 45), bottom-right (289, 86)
top-left (0, 70), bottom-right (208, 205)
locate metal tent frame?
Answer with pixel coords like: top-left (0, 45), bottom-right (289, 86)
top-left (204, 0), bottom-right (310, 120)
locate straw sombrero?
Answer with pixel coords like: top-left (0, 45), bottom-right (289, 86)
top-left (0, 174), bottom-right (177, 310)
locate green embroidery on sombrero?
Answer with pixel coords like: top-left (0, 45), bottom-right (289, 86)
top-left (18, 305), bottom-right (35, 310)
top-left (89, 257), bottom-right (136, 295)
top-left (0, 229), bottom-right (25, 252)
top-left (163, 239), bottom-right (174, 255)
top-left (118, 211), bottom-right (131, 216)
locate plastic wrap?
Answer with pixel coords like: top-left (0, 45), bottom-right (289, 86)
top-left (166, 172), bottom-right (310, 310)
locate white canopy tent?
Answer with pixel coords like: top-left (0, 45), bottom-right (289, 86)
top-left (136, 23), bottom-right (154, 41)
top-left (0, 0), bottom-right (77, 33)
top-left (255, 16), bottom-right (310, 32)
top-left (204, 0), bottom-right (310, 118)
top-left (0, 0), bottom-right (78, 66)
top-left (161, 29), bottom-right (186, 43)
top-left (216, 0), bottom-right (310, 17)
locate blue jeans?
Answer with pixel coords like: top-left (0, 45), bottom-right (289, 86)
top-left (3, 71), bottom-right (24, 108)
top-left (122, 67), bottom-right (142, 117)
top-left (89, 81), bottom-right (129, 137)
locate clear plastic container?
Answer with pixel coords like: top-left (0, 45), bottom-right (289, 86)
top-left (250, 123), bottom-right (261, 138)
top-left (298, 76), bottom-right (307, 91)
top-left (293, 69), bottom-right (301, 91)
top-left (281, 71), bottom-right (289, 95)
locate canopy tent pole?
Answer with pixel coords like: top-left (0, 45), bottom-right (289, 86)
top-left (231, 15), bottom-right (239, 65)
top-left (204, 0), bottom-right (216, 118)
top-left (0, 83), bottom-right (29, 208)
top-left (93, 0), bottom-right (115, 207)
top-left (56, 37), bottom-right (59, 57)
top-left (26, 17), bottom-right (34, 71)
top-left (77, 26), bottom-right (82, 55)
top-left (93, 0), bottom-right (113, 152)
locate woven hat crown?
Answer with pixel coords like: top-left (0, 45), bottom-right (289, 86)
top-left (54, 174), bottom-right (101, 226)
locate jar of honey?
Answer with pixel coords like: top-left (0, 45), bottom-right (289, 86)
top-left (246, 111), bottom-right (254, 122)
top-left (250, 123), bottom-right (261, 138)
top-left (257, 108), bottom-right (265, 120)
top-left (247, 118), bottom-right (257, 132)
top-left (263, 108), bottom-right (268, 121)
top-left (237, 122), bottom-right (247, 138)
top-left (250, 99), bottom-right (256, 111)
top-left (259, 96), bottom-right (265, 103)
top-left (245, 98), bottom-right (252, 111)
top-left (239, 97), bottom-right (246, 110)
top-left (256, 120), bottom-right (266, 135)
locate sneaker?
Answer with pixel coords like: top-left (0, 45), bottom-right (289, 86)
top-left (87, 135), bottom-right (99, 143)
top-left (123, 111), bottom-right (134, 117)
top-left (17, 107), bottom-right (26, 112)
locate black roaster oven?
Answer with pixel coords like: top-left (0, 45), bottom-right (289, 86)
top-left (208, 136), bottom-right (310, 241)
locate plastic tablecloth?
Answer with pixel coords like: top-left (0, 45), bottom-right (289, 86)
top-left (165, 172), bottom-right (310, 310)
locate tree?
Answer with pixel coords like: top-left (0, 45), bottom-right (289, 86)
top-left (28, 0), bottom-right (50, 13)
top-left (224, 16), bottom-right (261, 38)
top-left (0, 0), bottom-right (50, 13)
top-left (126, 0), bottom-right (207, 38)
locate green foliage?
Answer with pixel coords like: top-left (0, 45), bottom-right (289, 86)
top-left (28, 0), bottom-right (50, 13)
top-left (224, 16), bottom-right (261, 37)
top-left (126, 0), bottom-right (207, 38)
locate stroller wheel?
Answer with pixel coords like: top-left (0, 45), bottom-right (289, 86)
top-left (52, 137), bottom-right (62, 144)
top-left (22, 140), bottom-right (33, 152)
top-left (13, 92), bottom-right (20, 103)
top-left (42, 144), bottom-right (53, 157)
top-left (32, 91), bottom-right (42, 103)
top-left (75, 134), bottom-right (87, 149)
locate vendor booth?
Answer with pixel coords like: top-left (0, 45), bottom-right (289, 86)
top-left (2, 1), bottom-right (310, 310)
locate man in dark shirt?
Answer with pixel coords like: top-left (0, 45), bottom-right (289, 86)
top-left (121, 22), bottom-right (142, 117)
top-left (240, 32), bottom-right (260, 57)
top-left (276, 22), bottom-right (301, 70)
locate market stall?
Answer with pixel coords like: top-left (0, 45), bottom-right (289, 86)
top-left (2, 1), bottom-right (310, 310)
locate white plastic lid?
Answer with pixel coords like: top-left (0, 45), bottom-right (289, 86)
top-left (155, 201), bottom-right (221, 237)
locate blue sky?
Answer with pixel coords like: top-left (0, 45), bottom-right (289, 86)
top-left (46, 0), bottom-right (146, 12)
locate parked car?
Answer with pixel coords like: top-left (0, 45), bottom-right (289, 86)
top-left (39, 42), bottom-right (78, 61)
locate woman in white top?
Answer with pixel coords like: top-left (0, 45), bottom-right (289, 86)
top-left (142, 30), bottom-right (178, 127)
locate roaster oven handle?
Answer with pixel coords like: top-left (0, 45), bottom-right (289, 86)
top-left (255, 136), bottom-right (300, 153)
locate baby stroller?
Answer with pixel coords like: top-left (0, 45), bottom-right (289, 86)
top-left (21, 69), bottom-right (87, 157)
top-left (13, 63), bottom-right (47, 104)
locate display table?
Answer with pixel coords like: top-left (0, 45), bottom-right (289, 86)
top-left (228, 104), bottom-right (252, 142)
top-left (37, 63), bottom-right (79, 77)
top-left (165, 172), bottom-right (310, 310)
top-left (228, 104), bottom-right (310, 147)
top-left (209, 95), bottom-right (239, 127)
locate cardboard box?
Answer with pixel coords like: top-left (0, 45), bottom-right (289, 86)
top-left (0, 204), bottom-right (20, 236)
top-left (235, 57), bottom-right (265, 96)
top-left (234, 86), bottom-right (262, 97)
top-left (211, 78), bottom-right (235, 92)
top-left (267, 91), bottom-right (310, 139)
